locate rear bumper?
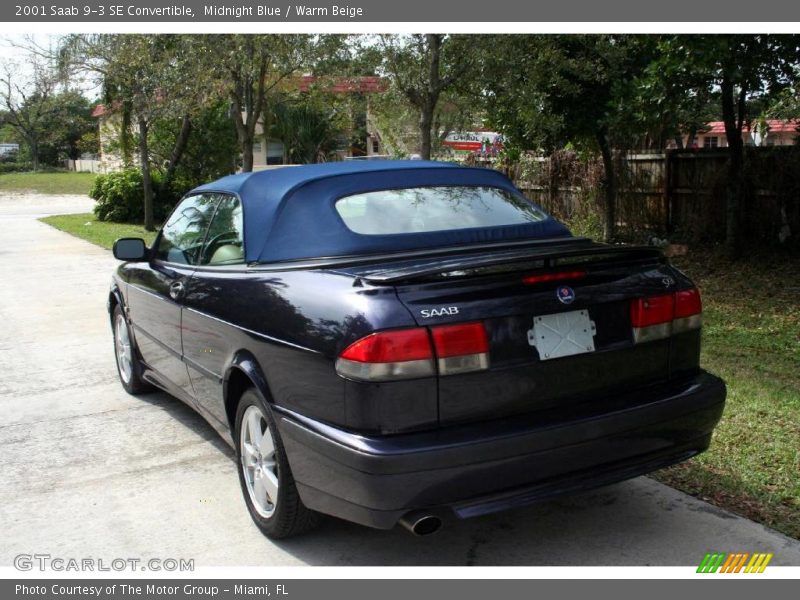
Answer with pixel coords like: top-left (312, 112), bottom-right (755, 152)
top-left (275, 371), bottom-right (726, 529)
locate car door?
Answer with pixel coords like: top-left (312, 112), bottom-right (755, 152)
top-left (181, 194), bottom-right (246, 425)
top-left (126, 193), bottom-right (222, 401)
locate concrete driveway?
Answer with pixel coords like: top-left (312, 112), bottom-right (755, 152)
top-left (1, 192), bottom-right (799, 567)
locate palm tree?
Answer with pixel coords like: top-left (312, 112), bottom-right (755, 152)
top-left (271, 99), bottom-right (341, 164)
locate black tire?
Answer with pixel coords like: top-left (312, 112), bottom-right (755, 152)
top-left (112, 304), bottom-right (152, 395)
top-left (234, 388), bottom-right (320, 539)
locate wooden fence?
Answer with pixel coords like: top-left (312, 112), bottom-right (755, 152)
top-left (64, 158), bottom-right (118, 174)
top-left (503, 147), bottom-right (800, 244)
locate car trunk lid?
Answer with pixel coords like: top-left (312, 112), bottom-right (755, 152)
top-left (335, 241), bottom-right (692, 425)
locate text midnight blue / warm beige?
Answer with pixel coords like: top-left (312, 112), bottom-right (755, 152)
top-left (204, 4), bottom-right (364, 18)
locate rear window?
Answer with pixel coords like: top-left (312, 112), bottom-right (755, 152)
top-left (335, 186), bottom-right (547, 235)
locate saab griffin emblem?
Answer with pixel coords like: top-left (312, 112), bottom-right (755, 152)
top-left (556, 285), bottom-right (576, 305)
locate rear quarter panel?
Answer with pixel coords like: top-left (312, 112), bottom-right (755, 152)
top-left (181, 268), bottom-right (427, 431)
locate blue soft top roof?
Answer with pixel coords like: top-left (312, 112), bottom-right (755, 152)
top-left (191, 160), bottom-right (571, 263)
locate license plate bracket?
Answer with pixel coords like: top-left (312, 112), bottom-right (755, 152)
top-left (526, 309), bottom-right (597, 361)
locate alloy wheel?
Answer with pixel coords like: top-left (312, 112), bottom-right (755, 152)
top-left (240, 404), bottom-right (279, 518)
top-left (115, 313), bottom-right (133, 384)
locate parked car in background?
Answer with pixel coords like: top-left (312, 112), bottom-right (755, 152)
top-left (109, 161), bottom-right (726, 538)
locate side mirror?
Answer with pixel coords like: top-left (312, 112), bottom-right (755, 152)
top-left (113, 238), bottom-right (148, 262)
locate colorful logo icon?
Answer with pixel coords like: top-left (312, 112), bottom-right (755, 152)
top-left (556, 285), bottom-right (576, 305)
top-left (697, 552), bottom-right (773, 573)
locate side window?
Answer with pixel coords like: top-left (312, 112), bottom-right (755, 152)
top-left (155, 194), bottom-right (221, 265)
top-left (199, 195), bottom-right (245, 266)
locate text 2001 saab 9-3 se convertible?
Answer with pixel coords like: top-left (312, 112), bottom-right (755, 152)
top-left (109, 161), bottom-right (726, 538)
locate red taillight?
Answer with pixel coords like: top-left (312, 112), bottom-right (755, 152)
top-left (522, 270), bottom-right (586, 285)
top-left (431, 322), bottom-right (490, 376)
top-left (631, 287), bottom-right (702, 343)
top-left (336, 328), bottom-right (435, 382)
top-left (339, 328), bottom-right (433, 363)
top-left (431, 322), bottom-right (489, 357)
top-left (336, 322), bottom-right (491, 381)
top-left (674, 288), bottom-right (702, 319)
top-left (630, 294), bottom-right (675, 327)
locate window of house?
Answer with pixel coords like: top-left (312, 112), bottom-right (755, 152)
top-left (703, 136), bottom-right (719, 149)
top-left (266, 140), bottom-right (285, 165)
top-left (252, 141), bottom-right (263, 154)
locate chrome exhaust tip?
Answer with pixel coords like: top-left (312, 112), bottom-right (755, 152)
top-left (398, 511), bottom-right (443, 536)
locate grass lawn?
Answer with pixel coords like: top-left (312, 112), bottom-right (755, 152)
top-left (0, 171), bottom-right (96, 195)
top-left (39, 213), bottom-right (158, 249)
top-left (652, 248), bottom-right (800, 539)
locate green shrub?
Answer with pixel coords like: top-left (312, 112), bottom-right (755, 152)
top-left (0, 162), bottom-right (33, 174)
top-left (91, 168), bottom-right (143, 222)
top-left (91, 168), bottom-right (179, 223)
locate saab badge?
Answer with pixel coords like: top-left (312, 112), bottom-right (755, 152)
top-left (557, 285), bottom-right (576, 305)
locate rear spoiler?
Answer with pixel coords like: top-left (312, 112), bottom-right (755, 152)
top-left (357, 243), bottom-right (664, 284)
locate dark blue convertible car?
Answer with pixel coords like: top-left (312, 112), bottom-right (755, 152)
top-left (109, 161), bottom-right (726, 538)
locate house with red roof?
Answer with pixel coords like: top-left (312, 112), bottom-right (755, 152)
top-left (89, 103), bottom-right (126, 172)
top-left (676, 119), bottom-right (799, 149)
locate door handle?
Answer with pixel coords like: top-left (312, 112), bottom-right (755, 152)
top-left (169, 280), bottom-right (186, 301)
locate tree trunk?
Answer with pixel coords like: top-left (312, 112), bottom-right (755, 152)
top-left (231, 95), bottom-right (255, 172)
top-left (120, 100), bottom-right (134, 167)
top-left (240, 133), bottom-right (254, 172)
top-left (419, 34), bottom-right (442, 161)
top-left (30, 138), bottom-right (40, 172)
top-left (229, 55), bottom-right (268, 173)
top-left (419, 106), bottom-right (434, 160)
top-left (138, 116), bottom-right (155, 232)
top-left (596, 130), bottom-right (616, 243)
top-left (162, 114), bottom-right (192, 193)
top-left (720, 76), bottom-right (745, 257)
top-left (686, 126), bottom-right (698, 149)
